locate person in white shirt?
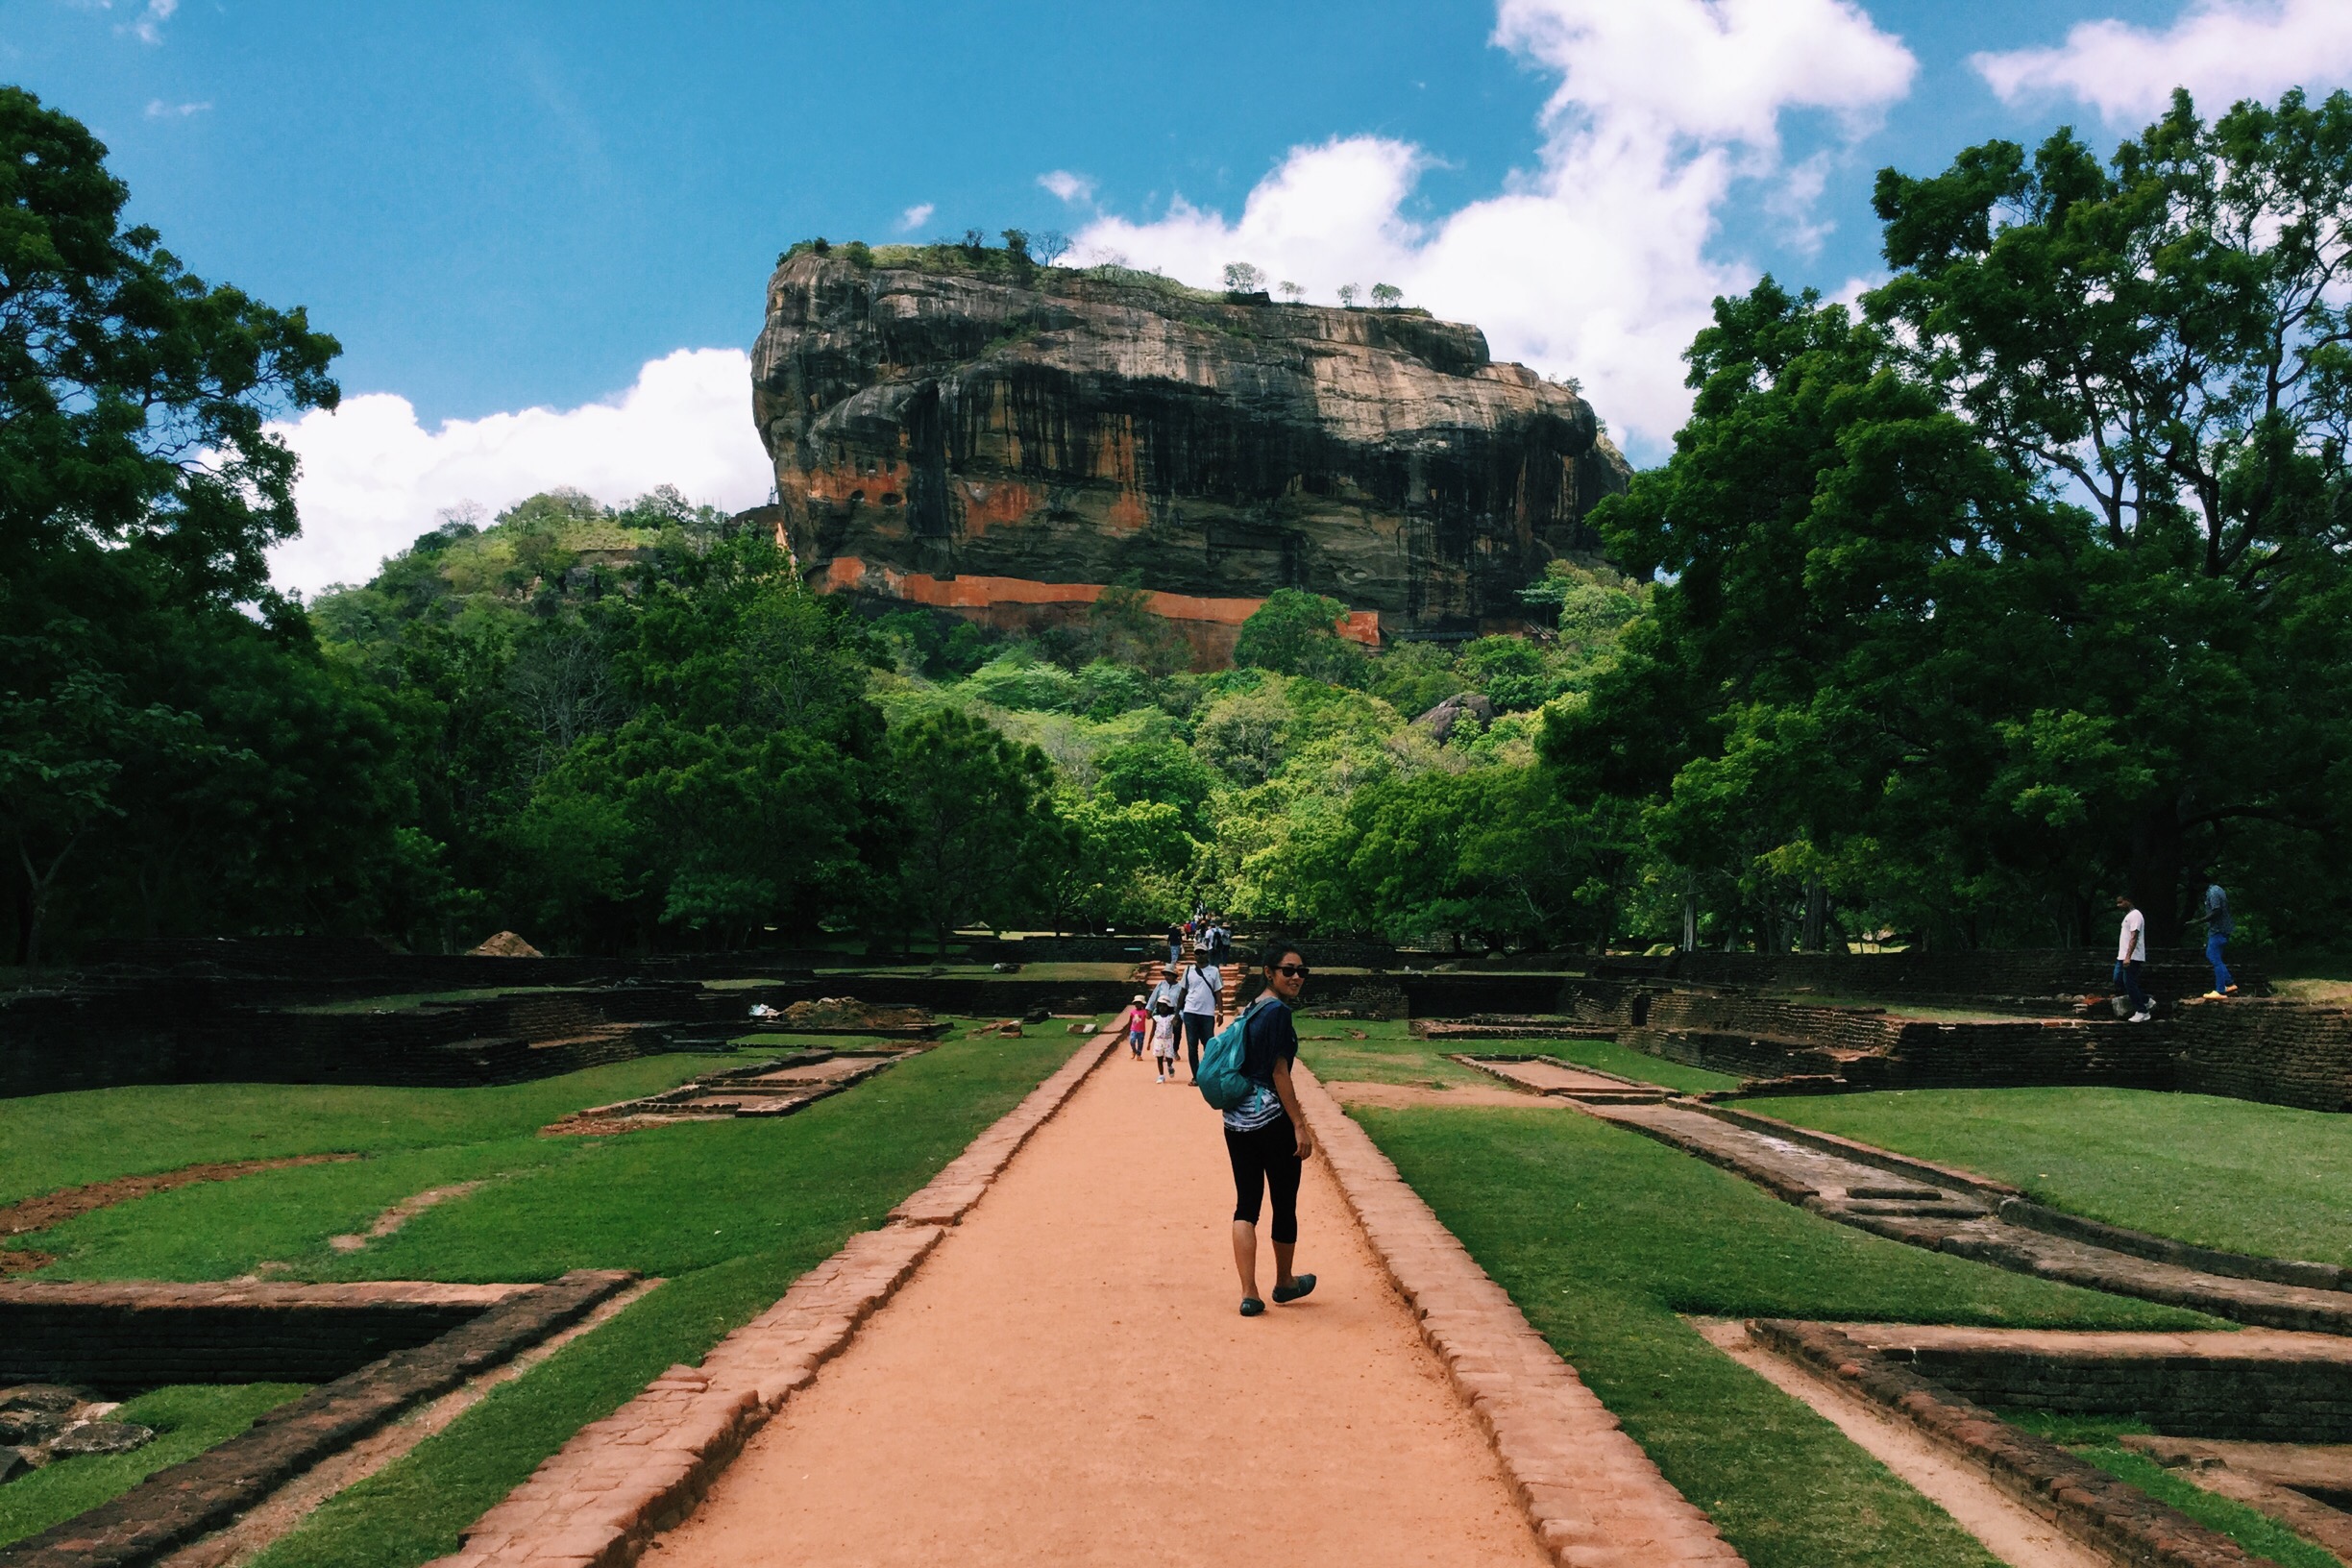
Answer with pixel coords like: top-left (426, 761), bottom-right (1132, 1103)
top-left (1180, 957), bottom-right (1223, 1083)
top-left (1150, 1001), bottom-right (1183, 1082)
top-left (2114, 894), bottom-right (2152, 1022)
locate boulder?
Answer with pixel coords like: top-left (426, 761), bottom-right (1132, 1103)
top-left (44, 1420), bottom-right (155, 1458)
top-left (1413, 692), bottom-right (1497, 745)
top-left (748, 254), bottom-right (1629, 662)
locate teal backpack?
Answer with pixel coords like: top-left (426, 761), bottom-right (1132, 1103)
top-left (1196, 993), bottom-right (1282, 1112)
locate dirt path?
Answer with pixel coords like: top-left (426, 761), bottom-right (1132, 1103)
top-left (658, 1039), bottom-right (1553, 1568)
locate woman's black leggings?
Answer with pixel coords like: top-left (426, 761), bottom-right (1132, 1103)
top-left (1225, 1119), bottom-right (1302, 1244)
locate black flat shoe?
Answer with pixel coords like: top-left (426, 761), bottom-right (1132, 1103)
top-left (1239, 1297), bottom-right (1264, 1316)
top-left (1272, 1274), bottom-right (1316, 1304)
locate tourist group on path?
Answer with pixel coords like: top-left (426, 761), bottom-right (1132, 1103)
top-left (1124, 917), bottom-right (1319, 1317)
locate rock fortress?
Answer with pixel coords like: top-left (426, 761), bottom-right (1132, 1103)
top-left (744, 247), bottom-right (1630, 666)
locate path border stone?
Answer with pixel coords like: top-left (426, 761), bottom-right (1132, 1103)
top-left (428, 1026), bottom-right (1121, 1568)
top-left (1290, 1064), bottom-right (1745, 1567)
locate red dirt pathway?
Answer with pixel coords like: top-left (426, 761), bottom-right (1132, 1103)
top-left (657, 1039), bottom-right (1553, 1567)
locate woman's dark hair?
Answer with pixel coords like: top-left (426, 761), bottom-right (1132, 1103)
top-left (1260, 943), bottom-right (1306, 970)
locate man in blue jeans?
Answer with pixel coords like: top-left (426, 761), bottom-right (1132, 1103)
top-left (2197, 871), bottom-right (2239, 998)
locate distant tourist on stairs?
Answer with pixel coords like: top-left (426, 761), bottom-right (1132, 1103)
top-left (2198, 872), bottom-right (2239, 997)
top-left (1166, 919), bottom-right (1185, 969)
top-left (1227, 944), bottom-right (1315, 1317)
top-left (2114, 894), bottom-right (2153, 1023)
top-left (1181, 954), bottom-right (1223, 1082)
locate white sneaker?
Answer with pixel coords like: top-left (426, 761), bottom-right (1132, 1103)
top-left (1156, 1072), bottom-right (1164, 1082)
top-left (2129, 1011), bottom-right (2152, 1023)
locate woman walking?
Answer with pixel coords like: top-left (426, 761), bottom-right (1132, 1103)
top-left (1226, 944), bottom-right (1315, 1317)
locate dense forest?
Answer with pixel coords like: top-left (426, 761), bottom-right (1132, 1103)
top-left (6, 84), bottom-right (2348, 965)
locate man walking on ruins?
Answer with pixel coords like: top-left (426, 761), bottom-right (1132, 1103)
top-left (2114, 894), bottom-right (2153, 1023)
top-left (1181, 952), bottom-right (1222, 1083)
top-left (2198, 872), bottom-right (2240, 998)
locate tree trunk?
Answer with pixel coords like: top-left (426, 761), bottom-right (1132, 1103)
top-left (1803, 881), bottom-right (1827, 952)
top-left (2131, 797), bottom-right (2188, 947)
top-left (1681, 894), bottom-right (1697, 952)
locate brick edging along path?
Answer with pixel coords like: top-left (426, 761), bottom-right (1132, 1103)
top-left (1289, 1064), bottom-right (1745, 1567)
top-left (430, 1027), bottom-right (1122, 1568)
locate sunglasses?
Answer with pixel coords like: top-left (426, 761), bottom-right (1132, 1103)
top-left (1272, 964), bottom-right (1311, 978)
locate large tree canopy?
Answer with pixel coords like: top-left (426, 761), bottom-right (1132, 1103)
top-left (0, 86), bottom-right (380, 964)
top-left (1546, 88), bottom-right (2352, 950)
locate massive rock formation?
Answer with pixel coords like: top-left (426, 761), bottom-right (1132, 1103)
top-left (749, 250), bottom-right (1629, 662)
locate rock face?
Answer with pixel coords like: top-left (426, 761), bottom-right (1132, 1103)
top-left (749, 253), bottom-right (1629, 662)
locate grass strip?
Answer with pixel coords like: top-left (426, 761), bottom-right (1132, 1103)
top-left (0, 1384), bottom-right (309, 1548)
top-left (0, 1055), bottom-right (737, 1206)
top-left (1296, 1021), bottom-right (1742, 1095)
top-left (1750, 1087), bottom-right (2352, 1265)
top-left (243, 1032), bottom-right (1068, 1568)
top-left (1356, 1103), bottom-right (2215, 1568)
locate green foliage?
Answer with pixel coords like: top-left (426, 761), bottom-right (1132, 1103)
top-left (0, 88), bottom-right (440, 966)
top-left (1549, 88), bottom-right (2352, 952)
top-left (1233, 589), bottom-right (1368, 686)
top-left (883, 707), bottom-right (1057, 951)
top-left (1094, 740), bottom-right (1218, 835)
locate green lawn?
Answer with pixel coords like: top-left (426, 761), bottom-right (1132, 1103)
top-left (0, 1055), bottom-right (730, 1208)
top-left (2, 1033), bottom-right (1072, 1567)
top-left (0, 1384), bottom-right (309, 1548)
top-left (1295, 1022), bottom-right (1743, 1096)
top-left (1355, 1103), bottom-right (2216, 1568)
top-left (1749, 1087), bottom-right (2352, 1265)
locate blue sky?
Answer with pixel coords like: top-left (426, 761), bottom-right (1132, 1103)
top-left (13, 0), bottom-right (2349, 590)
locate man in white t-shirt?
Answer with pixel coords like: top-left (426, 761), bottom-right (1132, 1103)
top-left (1180, 957), bottom-right (1223, 1082)
top-left (2114, 894), bottom-right (2152, 1023)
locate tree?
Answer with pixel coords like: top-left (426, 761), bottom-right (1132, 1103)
top-left (0, 87), bottom-right (401, 963)
top-left (1086, 576), bottom-right (1189, 675)
top-left (999, 228), bottom-right (1031, 261)
top-left (1033, 230), bottom-right (1072, 265)
top-left (1234, 589), bottom-right (1367, 686)
top-left (885, 708), bottom-right (1056, 953)
top-left (1096, 740), bottom-right (1219, 835)
top-left (1223, 262), bottom-right (1266, 294)
top-left (1336, 284), bottom-right (1360, 307)
top-left (1278, 281), bottom-right (1305, 303)
top-left (1546, 86), bottom-right (2352, 951)
top-left (1864, 87), bottom-right (2352, 929)
top-left (1370, 282), bottom-right (1403, 307)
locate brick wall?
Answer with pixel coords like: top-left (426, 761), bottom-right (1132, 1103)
top-left (0, 1281), bottom-right (530, 1387)
top-left (2172, 998), bottom-right (2352, 1112)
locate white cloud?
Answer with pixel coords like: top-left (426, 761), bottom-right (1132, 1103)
top-left (122, 0), bottom-right (176, 44)
top-left (267, 348), bottom-right (774, 597)
top-left (1069, 0), bottom-right (1915, 449)
top-left (896, 202), bottom-right (934, 233)
top-left (143, 98), bottom-right (210, 118)
top-left (1038, 169), bottom-right (1095, 205)
top-left (1973, 0), bottom-right (2352, 122)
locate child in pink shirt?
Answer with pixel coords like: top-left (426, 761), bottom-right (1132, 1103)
top-left (1125, 995), bottom-right (1148, 1059)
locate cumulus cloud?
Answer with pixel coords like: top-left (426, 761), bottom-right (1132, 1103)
top-left (143, 98), bottom-right (210, 118)
top-left (1038, 169), bottom-right (1095, 205)
top-left (267, 348), bottom-right (773, 597)
top-left (1070, 0), bottom-right (1915, 448)
top-left (1974, 0), bottom-right (2352, 123)
top-left (122, 0), bottom-right (176, 44)
top-left (896, 202), bottom-right (935, 233)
